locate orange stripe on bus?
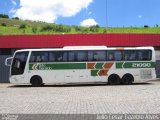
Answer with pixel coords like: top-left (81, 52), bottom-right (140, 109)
top-left (98, 70), bottom-right (108, 76)
top-left (87, 63), bottom-right (95, 69)
top-left (103, 62), bottom-right (114, 69)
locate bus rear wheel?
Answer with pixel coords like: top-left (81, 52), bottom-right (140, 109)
top-left (30, 76), bottom-right (43, 87)
top-left (108, 74), bottom-right (121, 85)
top-left (121, 74), bottom-right (133, 85)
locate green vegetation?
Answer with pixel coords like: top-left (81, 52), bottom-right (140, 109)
top-left (0, 18), bottom-right (107, 35)
top-left (1, 17), bottom-right (160, 35)
top-left (106, 27), bottom-right (160, 34)
top-left (0, 14), bottom-right (9, 19)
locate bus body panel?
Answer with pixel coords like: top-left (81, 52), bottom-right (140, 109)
top-left (7, 46), bottom-right (156, 85)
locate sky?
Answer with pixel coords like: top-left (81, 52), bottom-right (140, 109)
top-left (0, 0), bottom-right (160, 27)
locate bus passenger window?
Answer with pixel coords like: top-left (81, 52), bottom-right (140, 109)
top-left (41, 52), bottom-right (49, 62)
top-left (114, 51), bottom-right (123, 61)
top-left (49, 52), bottom-right (55, 62)
top-left (93, 51), bottom-right (106, 61)
top-left (57, 55), bottom-right (63, 61)
top-left (88, 51), bottom-right (94, 61)
top-left (124, 50), bottom-right (136, 61)
top-left (29, 51), bottom-right (49, 62)
top-left (55, 52), bottom-right (66, 62)
top-left (137, 50), bottom-right (152, 61)
top-left (56, 54), bottom-right (63, 62)
top-left (36, 56), bottom-right (42, 62)
top-left (77, 51), bottom-right (87, 61)
top-left (137, 51), bottom-right (143, 60)
top-left (93, 53), bottom-right (98, 61)
top-left (68, 52), bottom-right (75, 62)
top-left (107, 51), bottom-right (114, 61)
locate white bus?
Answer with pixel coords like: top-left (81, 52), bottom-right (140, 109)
top-left (5, 46), bottom-right (156, 86)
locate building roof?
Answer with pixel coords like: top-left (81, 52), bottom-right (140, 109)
top-left (0, 34), bottom-right (160, 48)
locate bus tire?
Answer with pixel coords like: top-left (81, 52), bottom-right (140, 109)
top-left (30, 76), bottom-right (43, 87)
top-left (121, 74), bottom-right (133, 85)
top-left (108, 74), bottom-right (121, 85)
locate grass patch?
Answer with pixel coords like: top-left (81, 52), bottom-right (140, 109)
top-left (1, 18), bottom-right (160, 35)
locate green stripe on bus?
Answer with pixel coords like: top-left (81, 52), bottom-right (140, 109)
top-left (29, 63), bottom-right (86, 70)
top-left (94, 63), bottom-right (104, 69)
top-left (116, 62), bottom-right (155, 69)
top-left (91, 70), bottom-right (99, 76)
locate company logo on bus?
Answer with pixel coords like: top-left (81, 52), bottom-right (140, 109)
top-left (39, 64), bottom-right (52, 70)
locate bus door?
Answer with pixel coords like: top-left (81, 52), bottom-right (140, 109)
top-left (11, 52), bottom-right (29, 82)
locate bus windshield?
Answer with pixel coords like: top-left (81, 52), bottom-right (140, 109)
top-left (11, 52), bottom-right (29, 75)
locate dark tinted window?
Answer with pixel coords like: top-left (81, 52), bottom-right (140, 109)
top-left (77, 51), bottom-right (88, 61)
top-left (53, 51), bottom-right (67, 62)
top-left (49, 52), bottom-right (55, 62)
top-left (87, 51), bottom-right (106, 61)
top-left (28, 49), bottom-right (152, 63)
top-left (124, 50), bottom-right (136, 61)
top-left (29, 51), bottom-right (67, 62)
top-left (107, 51), bottom-right (114, 61)
top-left (136, 50), bottom-right (152, 61)
top-left (93, 51), bottom-right (106, 61)
top-left (29, 51), bottom-right (49, 62)
top-left (114, 51), bottom-right (123, 61)
top-left (68, 51), bottom-right (75, 62)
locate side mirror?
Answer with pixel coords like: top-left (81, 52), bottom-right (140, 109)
top-left (5, 57), bottom-right (13, 66)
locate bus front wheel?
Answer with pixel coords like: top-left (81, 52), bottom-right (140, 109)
top-left (30, 76), bottom-right (43, 87)
top-left (121, 74), bottom-right (133, 85)
top-left (108, 74), bottom-right (121, 85)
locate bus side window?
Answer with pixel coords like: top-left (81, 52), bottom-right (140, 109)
top-left (93, 53), bottom-right (98, 61)
top-left (36, 56), bottom-right (42, 62)
top-left (124, 50), bottom-right (136, 61)
top-left (29, 53), bottom-right (35, 62)
top-left (88, 51), bottom-right (94, 61)
top-left (136, 51), bottom-right (143, 60)
top-left (55, 52), bottom-right (67, 62)
top-left (49, 52), bottom-right (55, 62)
top-left (77, 51), bottom-right (87, 61)
top-left (63, 52), bottom-right (67, 62)
top-left (93, 51), bottom-right (106, 61)
top-left (55, 52), bottom-right (63, 62)
top-left (143, 50), bottom-right (152, 60)
top-left (68, 51), bottom-right (75, 62)
top-left (107, 51), bottom-right (114, 61)
top-left (137, 50), bottom-right (152, 61)
top-left (114, 51), bottom-right (123, 61)
top-left (41, 52), bottom-right (49, 62)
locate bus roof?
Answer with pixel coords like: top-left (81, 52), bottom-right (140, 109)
top-left (15, 46), bottom-right (154, 53)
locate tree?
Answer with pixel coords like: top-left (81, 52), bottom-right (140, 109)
top-left (1, 23), bottom-right (7, 26)
top-left (19, 23), bottom-right (26, 29)
top-left (89, 26), bottom-right (99, 32)
top-left (32, 26), bottom-right (38, 33)
top-left (0, 14), bottom-right (9, 18)
top-left (103, 29), bottom-right (107, 33)
top-left (41, 25), bottom-right (53, 31)
top-left (19, 23), bottom-right (26, 34)
top-left (12, 17), bottom-right (19, 20)
top-left (144, 25), bottom-right (149, 28)
top-left (74, 26), bottom-right (81, 32)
